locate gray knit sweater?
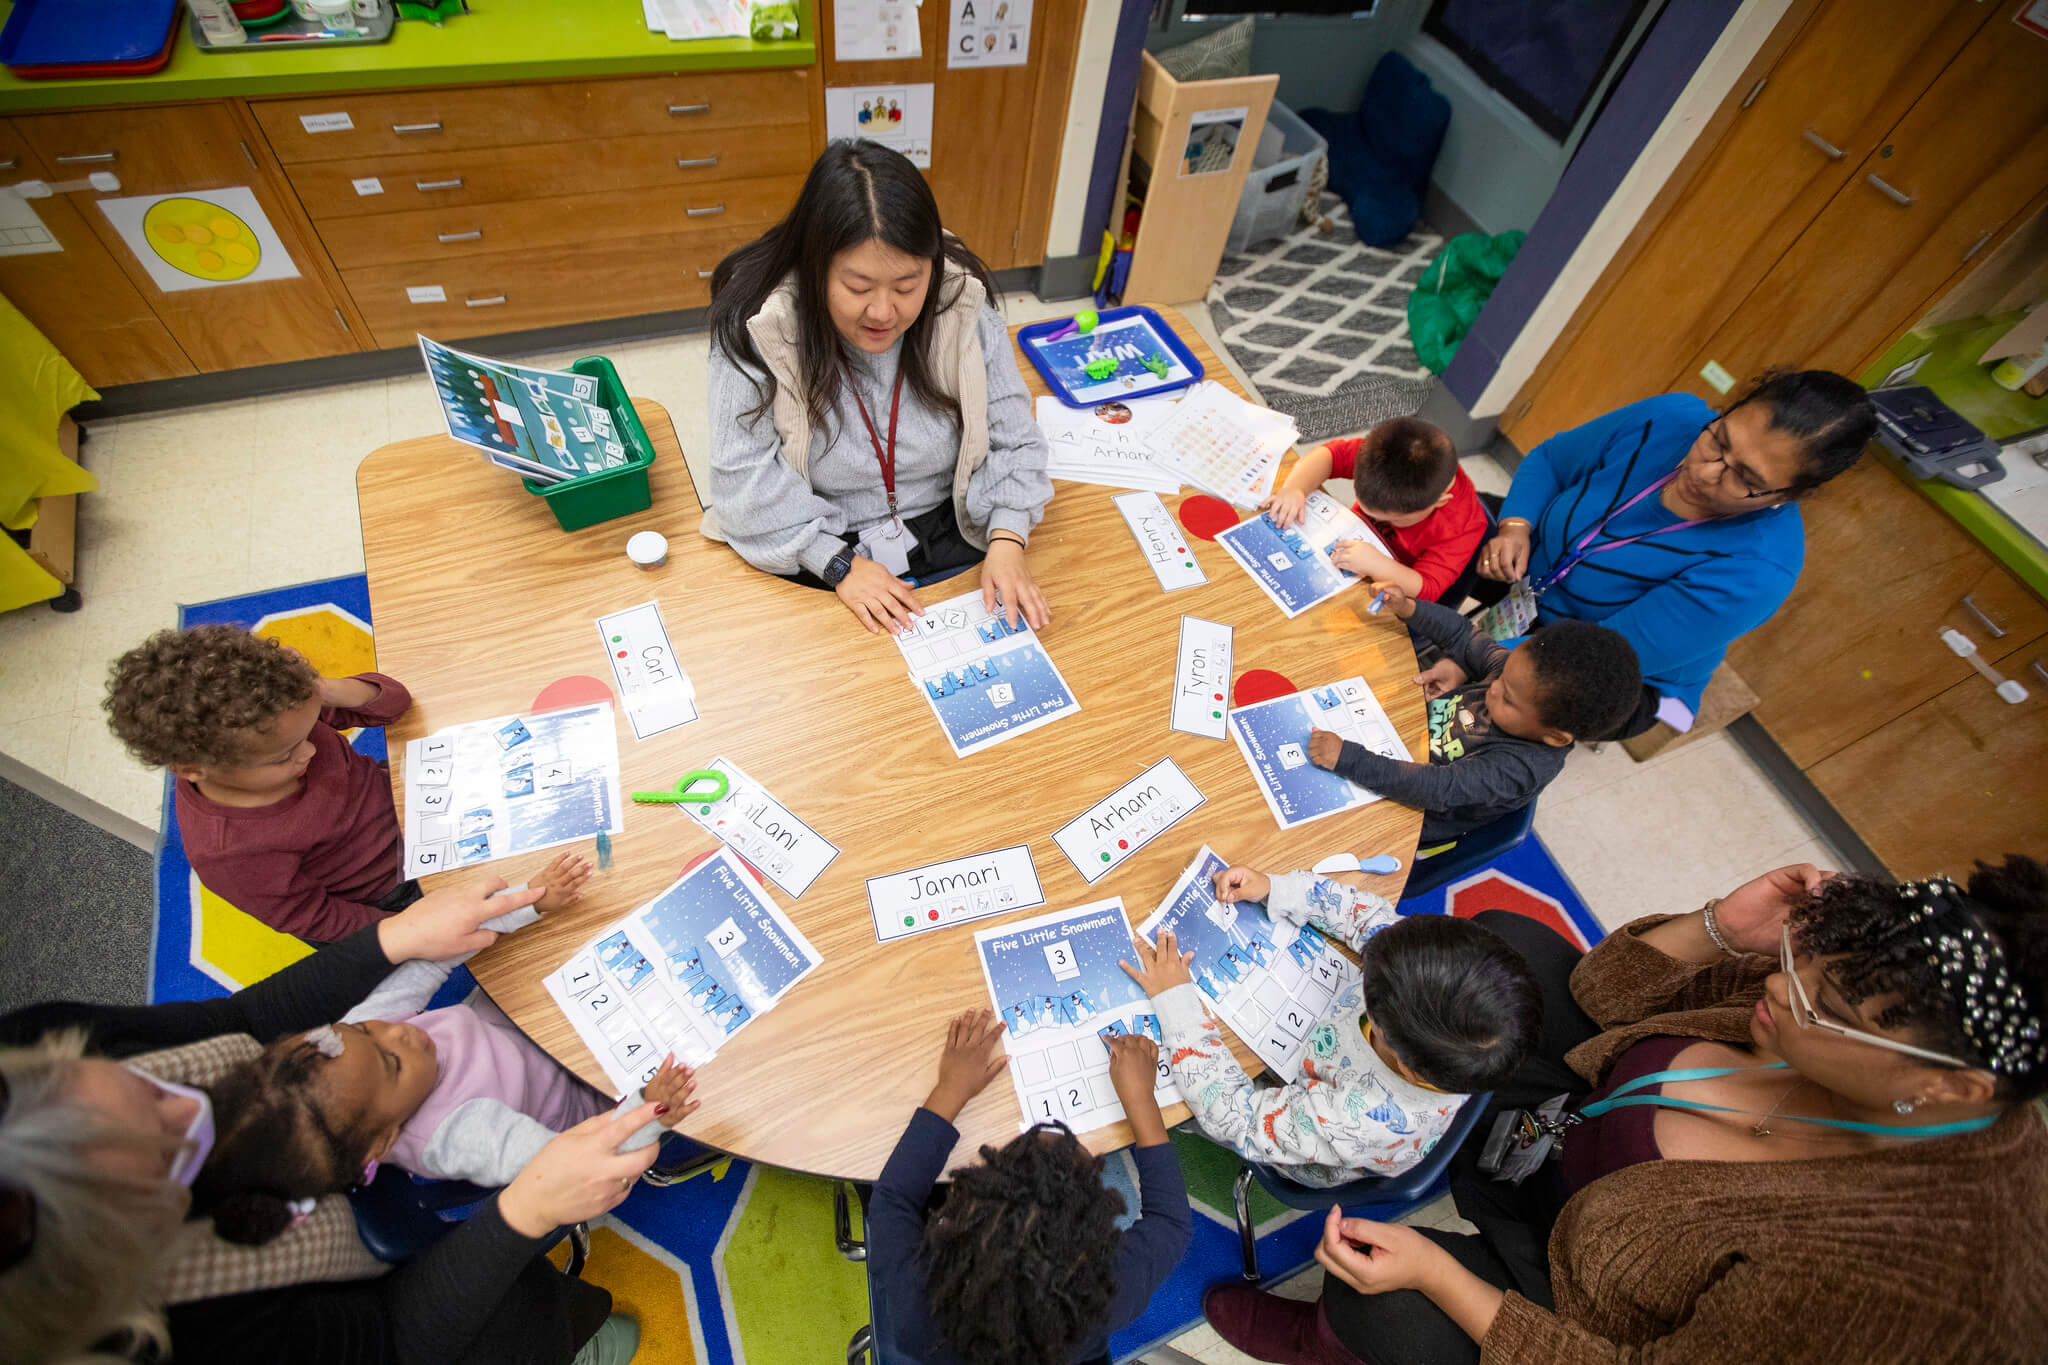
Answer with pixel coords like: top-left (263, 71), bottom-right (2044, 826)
top-left (705, 306), bottom-right (1053, 578)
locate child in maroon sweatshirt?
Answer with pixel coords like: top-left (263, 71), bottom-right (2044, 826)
top-left (107, 625), bottom-right (417, 943)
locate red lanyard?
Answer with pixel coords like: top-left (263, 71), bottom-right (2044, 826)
top-left (849, 368), bottom-right (906, 527)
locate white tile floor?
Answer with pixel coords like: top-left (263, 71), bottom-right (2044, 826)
top-left (0, 292), bottom-right (1837, 1365)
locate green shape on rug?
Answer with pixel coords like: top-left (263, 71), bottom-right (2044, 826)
top-left (1170, 1127), bottom-right (1294, 1228)
top-left (721, 1166), bottom-right (871, 1360)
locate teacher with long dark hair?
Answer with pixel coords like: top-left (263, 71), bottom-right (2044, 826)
top-left (703, 139), bottom-right (1054, 635)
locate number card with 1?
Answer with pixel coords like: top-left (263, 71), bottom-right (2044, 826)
top-left (973, 899), bottom-right (1180, 1133)
top-left (675, 755), bottom-right (840, 898)
top-left (865, 843), bottom-right (1045, 942)
top-left (1050, 757), bottom-right (1205, 883)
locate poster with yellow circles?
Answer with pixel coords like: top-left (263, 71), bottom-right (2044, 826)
top-left (96, 186), bottom-right (301, 293)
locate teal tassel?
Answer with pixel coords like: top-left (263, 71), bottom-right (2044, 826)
top-left (596, 830), bottom-right (613, 871)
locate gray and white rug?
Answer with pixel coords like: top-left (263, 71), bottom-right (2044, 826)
top-left (1207, 195), bottom-right (1441, 445)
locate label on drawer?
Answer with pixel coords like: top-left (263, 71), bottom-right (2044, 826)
top-left (407, 285), bottom-right (447, 304)
top-left (352, 177), bottom-right (384, 196)
top-left (300, 112), bottom-right (355, 134)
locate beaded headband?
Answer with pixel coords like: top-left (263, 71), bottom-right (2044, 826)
top-left (1904, 878), bottom-right (2047, 1076)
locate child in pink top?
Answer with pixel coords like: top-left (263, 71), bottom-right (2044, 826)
top-left (105, 625), bottom-right (416, 942)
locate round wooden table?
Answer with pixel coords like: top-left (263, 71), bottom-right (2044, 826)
top-left (357, 307), bottom-right (1424, 1179)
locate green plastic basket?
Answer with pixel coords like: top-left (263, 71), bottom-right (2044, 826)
top-left (521, 355), bottom-right (657, 532)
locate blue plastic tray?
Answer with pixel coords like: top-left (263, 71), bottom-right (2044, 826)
top-left (0, 0), bottom-right (180, 66)
top-left (1017, 305), bottom-right (1205, 409)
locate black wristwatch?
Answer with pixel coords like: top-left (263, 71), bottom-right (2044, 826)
top-left (821, 542), bottom-right (857, 588)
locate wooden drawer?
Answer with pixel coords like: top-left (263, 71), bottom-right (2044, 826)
top-left (286, 124), bottom-right (811, 221)
top-left (253, 69), bottom-right (813, 163)
top-left (320, 173), bottom-right (802, 269)
top-left (343, 229), bottom-right (752, 347)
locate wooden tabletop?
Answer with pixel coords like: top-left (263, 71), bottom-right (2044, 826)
top-left (356, 305), bottom-right (1425, 1180)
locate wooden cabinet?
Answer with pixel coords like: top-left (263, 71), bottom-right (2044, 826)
top-left (1505, 0), bottom-right (1992, 446)
top-left (1809, 632), bottom-right (2048, 879)
top-left (0, 119), bottom-right (192, 384)
top-left (1728, 460), bottom-right (2048, 768)
top-left (12, 102), bottom-right (357, 373)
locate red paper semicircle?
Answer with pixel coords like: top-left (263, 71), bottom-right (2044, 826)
top-left (1233, 668), bottom-right (1297, 706)
top-left (1177, 494), bottom-right (1240, 542)
top-left (532, 675), bottom-right (616, 712)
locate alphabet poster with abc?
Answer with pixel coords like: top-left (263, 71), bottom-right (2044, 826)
top-left (1228, 677), bottom-right (1412, 829)
top-left (543, 849), bottom-right (824, 1091)
top-left (946, 0), bottom-right (1031, 68)
top-left (1138, 846), bottom-right (1362, 1078)
top-left (892, 587), bottom-right (1081, 758)
top-left (401, 703), bottom-right (625, 879)
top-left (973, 899), bottom-right (1180, 1134)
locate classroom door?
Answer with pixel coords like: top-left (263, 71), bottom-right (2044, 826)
top-left (1501, 0), bottom-right (1995, 448)
top-left (817, 0), bottom-right (1084, 271)
top-left (14, 102), bottom-right (360, 372)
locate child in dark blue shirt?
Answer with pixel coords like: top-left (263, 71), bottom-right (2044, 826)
top-left (867, 1010), bottom-right (1191, 1365)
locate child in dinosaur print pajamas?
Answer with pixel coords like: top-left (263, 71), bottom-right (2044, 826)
top-left (1121, 866), bottom-right (1542, 1187)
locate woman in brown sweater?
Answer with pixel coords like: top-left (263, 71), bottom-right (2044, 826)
top-left (1204, 855), bottom-right (2048, 1363)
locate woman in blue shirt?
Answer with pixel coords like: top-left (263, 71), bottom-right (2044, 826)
top-left (1454, 370), bottom-right (1875, 736)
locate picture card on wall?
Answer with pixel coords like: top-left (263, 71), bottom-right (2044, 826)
top-left (1052, 757), bottom-right (1205, 883)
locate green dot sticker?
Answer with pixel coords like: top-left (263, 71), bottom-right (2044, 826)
top-left (1100, 851), bottom-right (1112, 863)
top-left (1212, 709), bottom-right (1223, 718)
top-left (904, 915), bottom-right (914, 926)
top-left (699, 804), bottom-right (713, 814)
top-left (610, 634), bottom-right (622, 642)
top-left (1184, 561), bottom-right (1195, 569)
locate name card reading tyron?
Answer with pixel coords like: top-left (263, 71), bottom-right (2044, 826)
top-left (1052, 757), bottom-right (1206, 884)
top-left (1113, 490), bottom-right (1207, 591)
top-left (866, 843), bottom-right (1046, 943)
top-left (676, 756), bottom-right (839, 899)
top-left (1170, 615), bottom-right (1233, 739)
top-left (596, 602), bottom-right (698, 740)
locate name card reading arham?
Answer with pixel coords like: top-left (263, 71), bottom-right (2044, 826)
top-left (1052, 757), bottom-right (1207, 884)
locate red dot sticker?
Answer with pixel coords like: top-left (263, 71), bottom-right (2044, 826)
top-left (616, 650), bottom-right (627, 658)
top-left (928, 909), bottom-right (940, 920)
top-left (1118, 839), bottom-right (1129, 849)
top-left (1213, 692), bottom-right (1224, 701)
top-left (1177, 494), bottom-right (1240, 542)
top-left (1234, 668), bottom-right (1298, 706)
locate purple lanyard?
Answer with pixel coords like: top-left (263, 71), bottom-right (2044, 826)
top-left (1530, 466), bottom-right (1709, 596)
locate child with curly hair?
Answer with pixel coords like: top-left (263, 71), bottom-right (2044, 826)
top-left (105, 624), bottom-right (417, 943)
top-left (869, 1009), bottom-right (1191, 1365)
top-left (188, 868), bottom-right (700, 1246)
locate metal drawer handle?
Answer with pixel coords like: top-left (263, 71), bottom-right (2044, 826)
top-left (1941, 629), bottom-right (2027, 705)
top-left (55, 151), bottom-right (116, 164)
top-left (392, 122), bottom-right (444, 135)
top-left (685, 203), bottom-right (725, 217)
top-left (1961, 593), bottom-right (2007, 639)
top-left (437, 229), bottom-right (482, 243)
top-left (675, 155), bottom-right (720, 168)
top-left (464, 293), bottom-right (506, 307)
top-left (1866, 173), bottom-right (1914, 207)
top-left (1800, 127), bottom-right (1843, 159)
top-left (667, 102), bottom-right (711, 116)
top-left (0, 158), bottom-right (15, 171)
top-left (697, 268), bottom-right (714, 278)
top-left (416, 177), bottom-right (464, 191)
top-left (2032, 659), bottom-right (2048, 689)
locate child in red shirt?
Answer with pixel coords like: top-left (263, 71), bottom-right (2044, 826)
top-left (106, 625), bottom-right (422, 944)
top-left (1261, 416), bottom-right (1488, 603)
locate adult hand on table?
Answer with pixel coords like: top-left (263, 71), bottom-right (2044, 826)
top-left (375, 877), bottom-right (544, 964)
top-left (981, 538), bottom-right (1051, 631)
top-left (924, 1007), bottom-right (1009, 1122)
top-left (1476, 523), bottom-right (1532, 582)
top-left (1415, 658), bottom-right (1469, 700)
top-left (836, 554), bottom-right (925, 635)
top-left (498, 1102), bottom-right (664, 1238)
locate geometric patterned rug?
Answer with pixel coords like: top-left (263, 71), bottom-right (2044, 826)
top-left (148, 574), bottom-right (1603, 1364)
top-left (1207, 194), bottom-right (1441, 446)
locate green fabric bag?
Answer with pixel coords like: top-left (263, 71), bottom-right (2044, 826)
top-left (751, 0), bottom-right (799, 40)
top-left (1406, 230), bottom-right (1525, 374)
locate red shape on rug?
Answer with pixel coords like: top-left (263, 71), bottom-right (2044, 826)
top-left (1177, 494), bottom-right (1240, 542)
top-left (532, 675), bottom-right (615, 712)
top-left (1448, 872), bottom-right (1592, 950)
top-left (1233, 668), bottom-right (1297, 706)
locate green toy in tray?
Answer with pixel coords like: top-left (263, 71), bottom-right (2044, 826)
top-left (751, 0), bottom-right (799, 39)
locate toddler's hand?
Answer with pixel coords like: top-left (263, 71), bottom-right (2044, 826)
top-left (1105, 1033), bottom-right (1161, 1103)
top-left (1414, 658), bottom-right (1469, 700)
top-left (643, 1054), bottom-right (700, 1128)
top-left (1308, 728), bottom-right (1344, 769)
top-left (534, 852), bottom-right (594, 912)
top-left (1367, 580), bottom-right (1416, 619)
top-left (925, 1008), bottom-right (1008, 1121)
top-left (1329, 540), bottom-right (1390, 579)
top-left (1260, 486), bottom-right (1309, 527)
top-left (1119, 930), bottom-right (1194, 998)
top-left (1213, 866), bottom-right (1271, 904)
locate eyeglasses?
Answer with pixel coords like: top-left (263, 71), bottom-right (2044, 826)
top-left (1777, 926), bottom-right (1972, 1068)
top-left (1696, 420), bottom-right (1794, 500)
